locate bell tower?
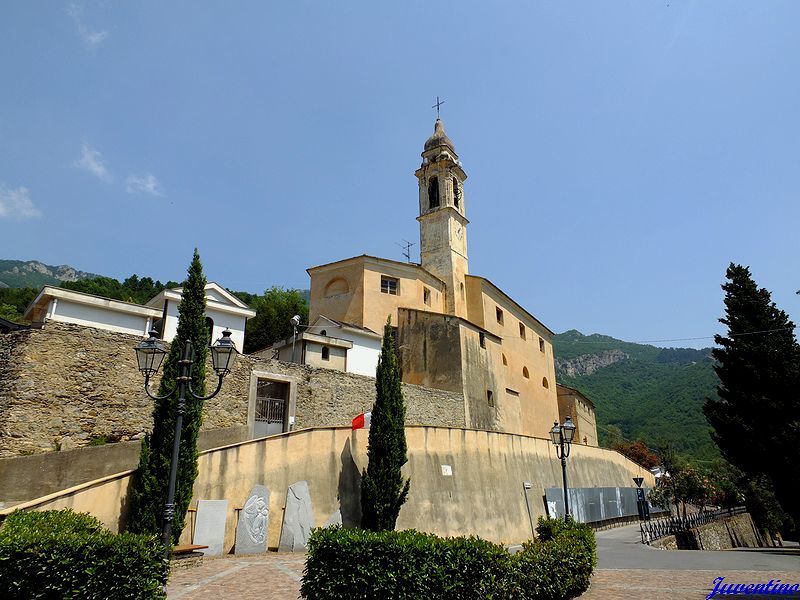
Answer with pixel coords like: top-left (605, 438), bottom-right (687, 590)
top-left (415, 118), bottom-right (469, 317)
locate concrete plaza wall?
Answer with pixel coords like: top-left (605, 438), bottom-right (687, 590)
top-left (1, 426), bottom-right (654, 551)
top-left (0, 426), bottom-right (248, 508)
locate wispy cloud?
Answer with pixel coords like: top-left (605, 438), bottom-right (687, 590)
top-left (0, 184), bottom-right (42, 220)
top-left (66, 3), bottom-right (109, 48)
top-left (125, 174), bottom-right (165, 197)
top-left (74, 141), bottom-right (113, 182)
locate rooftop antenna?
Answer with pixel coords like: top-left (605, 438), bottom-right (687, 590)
top-left (396, 239), bottom-right (415, 263)
top-left (432, 96), bottom-right (445, 119)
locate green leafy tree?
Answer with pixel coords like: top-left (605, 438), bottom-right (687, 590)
top-left (704, 264), bottom-right (800, 527)
top-left (62, 275), bottom-right (179, 304)
top-left (649, 463), bottom-right (723, 518)
top-left (360, 318), bottom-right (410, 531)
top-left (0, 287), bottom-right (38, 323)
top-left (127, 250), bottom-right (208, 544)
top-left (239, 287), bottom-right (309, 354)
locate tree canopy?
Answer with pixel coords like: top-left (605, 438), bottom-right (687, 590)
top-left (704, 263), bottom-right (800, 529)
top-left (62, 275), bottom-right (179, 304)
top-left (237, 287), bottom-right (309, 354)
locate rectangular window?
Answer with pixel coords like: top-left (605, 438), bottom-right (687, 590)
top-left (381, 276), bottom-right (399, 295)
top-left (539, 337), bottom-right (545, 352)
top-left (487, 390), bottom-right (494, 407)
top-left (479, 331), bottom-right (486, 348)
top-left (519, 322), bottom-right (526, 339)
top-left (496, 307), bottom-right (504, 325)
top-left (423, 287), bottom-right (431, 306)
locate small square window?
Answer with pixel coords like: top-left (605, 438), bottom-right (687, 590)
top-left (479, 331), bottom-right (486, 348)
top-left (519, 323), bottom-right (526, 339)
top-left (487, 390), bottom-right (494, 407)
top-left (423, 287), bottom-right (431, 306)
top-left (539, 337), bottom-right (545, 352)
top-left (381, 276), bottom-right (399, 295)
top-left (496, 307), bottom-right (504, 325)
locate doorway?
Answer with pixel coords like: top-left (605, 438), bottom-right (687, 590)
top-left (253, 379), bottom-right (289, 437)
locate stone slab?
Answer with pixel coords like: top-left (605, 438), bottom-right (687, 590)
top-left (235, 485), bottom-right (270, 555)
top-left (323, 508), bottom-right (342, 527)
top-left (279, 481), bottom-right (314, 552)
top-left (193, 499), bottom-right (228, 556)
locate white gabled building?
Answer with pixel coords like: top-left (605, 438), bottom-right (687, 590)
top-left (24, 282), bottom-right (255, 352)
top-left (145, 282), bottom-right (254, 352)
top-left (253, 315), bottom-right (382, 377)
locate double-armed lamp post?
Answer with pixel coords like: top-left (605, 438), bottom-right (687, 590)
top-left (134, 329), bottom-right (239, 556)
top-left (550, 416), bottom-right (577, 522)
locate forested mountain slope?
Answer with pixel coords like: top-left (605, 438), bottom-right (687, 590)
top-left (554, 330), bottom-right (719, 460)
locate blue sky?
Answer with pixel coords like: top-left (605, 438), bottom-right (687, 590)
top-left (1, 1), bottom-right (798, 348)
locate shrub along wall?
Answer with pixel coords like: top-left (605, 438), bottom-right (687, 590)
top-left (0, 509), bottom-right (166, 599)
top-left (301, 518), bottom-right (597, 600)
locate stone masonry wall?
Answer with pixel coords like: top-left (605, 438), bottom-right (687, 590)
top-left (652, 513), bottom-right (763, 550)
top-left (0, 322), bottom-right (465, 458)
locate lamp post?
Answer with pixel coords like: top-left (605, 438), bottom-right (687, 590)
top-left (290, 314), bottom-right (300, 363)
top-left (134, 329), bottom-right (238, 565)
top-left (550, 416), bottom-right (577, 522)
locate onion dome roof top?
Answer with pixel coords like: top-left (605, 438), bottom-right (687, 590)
top-left (424, 119), bottom-right (455, 152)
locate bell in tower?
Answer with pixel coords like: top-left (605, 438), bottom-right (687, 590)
top-left (415, 118), bottom-right (469, 317)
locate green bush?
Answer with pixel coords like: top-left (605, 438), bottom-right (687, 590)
top-left (301, 518), bottom-right (596, 600)
top-left (0, 509), bottom-right (167, 599)
top-left (516, 519), bottom-right (597, 600)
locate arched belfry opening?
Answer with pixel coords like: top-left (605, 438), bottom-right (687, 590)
top-left (428, 177), bottom-right (439, 209)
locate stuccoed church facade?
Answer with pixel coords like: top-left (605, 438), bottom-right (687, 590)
top-left (305, 118), bottom-right (568, 439)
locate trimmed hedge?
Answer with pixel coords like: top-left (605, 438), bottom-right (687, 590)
top-left (301, 517), bottom-right (597, 600)
top-left (0, 509), bottom-right (167, 599)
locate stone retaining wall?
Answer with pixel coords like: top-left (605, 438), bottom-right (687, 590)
top-left (0, 322), bottom-right (465, 458)
top-left (652, 513), bottom-right (763, 550)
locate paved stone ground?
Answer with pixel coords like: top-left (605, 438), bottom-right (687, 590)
top-left (579, 523), bottom-right (800, 599)
top-left (167, 524), bottom-right (800, 599)
top-left (167, 553), bottom-right (305, 600)
top-left (579, 569), bottom-right (800, 599)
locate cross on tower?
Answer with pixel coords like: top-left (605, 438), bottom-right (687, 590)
top-left (432, 96), bottom-right (445, 118)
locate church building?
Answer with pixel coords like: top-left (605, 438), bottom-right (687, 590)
top-left (306, 119), bottom-right (562, 439)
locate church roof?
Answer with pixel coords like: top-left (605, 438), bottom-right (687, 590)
top-left (466, 275), bottom-right (555, 337)
top-left (307, 254), bottom-right (446, 288)
top-left (424, 119), bottom-right (456, 152)
top-left (556, 383), bottom-right (596, 408)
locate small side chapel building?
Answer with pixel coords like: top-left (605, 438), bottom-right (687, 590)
top-left (307, 119), bottom-right (561, 439)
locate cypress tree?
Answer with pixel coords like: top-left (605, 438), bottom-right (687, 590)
top-left (128, 249), bottom-right (209, 543)
top-left (360, 318), bottom-right (411, 531)
top-left (704, 263), bottom-right (800, 526)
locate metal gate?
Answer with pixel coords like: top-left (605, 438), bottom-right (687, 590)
top-left (254, 380), bottom-right (288, 437)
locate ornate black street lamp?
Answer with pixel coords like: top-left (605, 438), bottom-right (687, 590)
top-left (550, 416), bottom-right (577, 522)
top-left (134, 329), bottom-right (238, 561)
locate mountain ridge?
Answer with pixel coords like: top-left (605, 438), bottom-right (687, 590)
top-left (0, 259), bottom-right (98, 289)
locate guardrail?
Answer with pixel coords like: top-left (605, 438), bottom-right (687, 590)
top-left (640, 505), bottom-right (747, 545)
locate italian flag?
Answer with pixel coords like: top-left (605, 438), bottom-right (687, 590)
top-left (351, 411), bottom-right (372, 430)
